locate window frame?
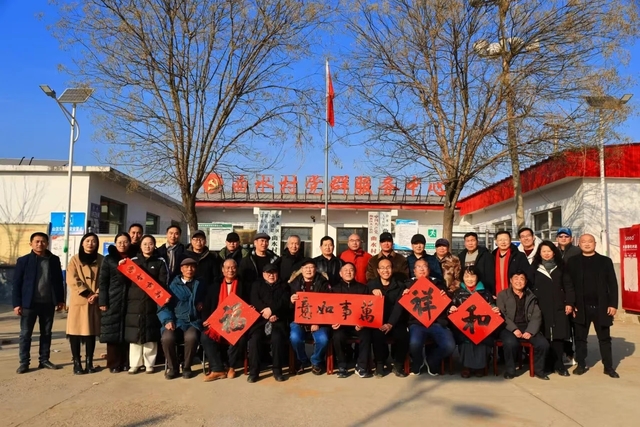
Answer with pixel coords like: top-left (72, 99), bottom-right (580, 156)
top-left (336, 227), bottom-right (368, 255)
top-left (533, 207), bottom-right (562, 240)
top-left (99, 197), bottom-right (126, 234)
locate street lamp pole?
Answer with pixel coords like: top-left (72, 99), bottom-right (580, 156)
top-left (585, 94), bottom-right (633, 257)
top-left (40, 86), bottom-right (94, 270)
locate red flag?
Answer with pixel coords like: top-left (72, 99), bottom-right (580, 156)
top-left (326, 60), bottom-right (335, 127)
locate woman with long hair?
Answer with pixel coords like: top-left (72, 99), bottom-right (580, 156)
top-left (99, 232), bottom-right (132, 373)
top-left (531, 240), bottom-right (575, 377)
top-left (66, 232), bottom-right (103, 374)
top-left (124, 234), bottom-right (167, 374)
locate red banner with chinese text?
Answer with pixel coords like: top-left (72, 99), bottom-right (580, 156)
top-left (117, 258), bottom-right (171, 307)
top-left (294, 292), bottom-right (383, 328)
top-left (205, 293), bottom-right (260, 345)
top-left (447, 292), bottom-right (503, 345)
top-left (399, 278), bottom-right (451, 328)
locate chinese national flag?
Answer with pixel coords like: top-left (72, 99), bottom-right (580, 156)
top-left (326, 60), bottom-right (335, 127)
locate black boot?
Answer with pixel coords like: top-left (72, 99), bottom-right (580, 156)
top-left (85, 357), bottom-right (97, 374)
top-left (73, 359), bottom-right (86, 375)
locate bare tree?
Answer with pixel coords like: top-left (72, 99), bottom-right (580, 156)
top-left (50, 0), bottom-right (331, 231)
top-left (469, 0), bottom-right (639, 229)
top-left (344, 0), bottom-right (511, 240)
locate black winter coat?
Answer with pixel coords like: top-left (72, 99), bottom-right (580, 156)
top-left (157, 243), bottom-right (186, 281)
top-left (238, 250), bottom-right (279, 287)
top-left (559, 243), bottom-right (581, 264)
top-left (250, 279), bottom-right (291, 324)
top-left (98, 246), bottom-right (130, 344)
top-left (279, 248), bottom-right (304, 283)
top-left (331, 279), bottom-right (370, 295)
top-left (314, 254), bottom-right (342, 285)
top-left (289, 271), bottom-right (331, 294)
top-left (123, 254), bottom-right (167, 344)
top-left (492, 244), bottom-right (533, 293)
top-left (367, 277), bottom-right (408, 325)
top-left (458, 247), bottom-right (496, 295)
top-left (201, 279), bottom-right (249, 321)
top-left (531, 264), bottom-right (574, 341)
top-left (185, 247), bottom-right (222, 290)
top-left (564, 253), bottom-right (618, 327)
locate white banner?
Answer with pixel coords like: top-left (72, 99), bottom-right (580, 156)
top-left (394, 219), bottom-right (419, 251)
top-left (368, 212), bottom-right (380, 255)
top-left (257, 210), bottom-right (282, 255)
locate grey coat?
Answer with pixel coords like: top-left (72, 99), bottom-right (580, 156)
top-left (496, 288), bottom-right (543, 336)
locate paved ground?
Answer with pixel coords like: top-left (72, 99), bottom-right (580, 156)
top-left (0, 306), bottom-right (638, 427)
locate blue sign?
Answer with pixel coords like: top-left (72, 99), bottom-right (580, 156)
top-left (50, 212), bottom-right (87, 236)
top-left (102, 242), bottom-right (114, 255)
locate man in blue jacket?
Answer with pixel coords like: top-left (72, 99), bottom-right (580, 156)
top-left (12, 232), bottom-right (65, 374)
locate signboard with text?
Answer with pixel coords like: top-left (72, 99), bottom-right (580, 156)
top-left (294, 292), bottom-right (383, 328)
top-left (620, 225), bottom-right (640, 313)
top-left (394, 219), bottom-right (419, 251)
top-left (50, 212), bottom-right (86, 236)
top-left (257, 210), bottom-right (282, 255)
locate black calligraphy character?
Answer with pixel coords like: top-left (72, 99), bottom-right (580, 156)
top-left (339, 300), bottom-right (352, 320)
top-left (154, 290), bottom-right (162, 299)
top-left (461, 304), bottom-right (492, 334)
top-left (359, 301), bottom-right (375, 323)
top-left (136, 274), bottom-right (144, 281)
top-left (146, 281), bottom-right (154, 289)
top-left (410, 288), bottom-right (437, 319)
top-left (219, 302), bottom-right (248, 334)
top-left (126, 265), bottom-right (136, 274)
top-left (317, 301), bottom-right (334, 315)
top-left (298, 297), bottom-right (313, 320)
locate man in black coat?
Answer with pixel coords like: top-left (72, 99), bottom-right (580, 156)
top-left (555, 227), bottom-right (581, 365)
top-left (217, 232), bottom-right (248, 266)
top-left (492, 231), bottom-right (532, 294)
top-left (279, 235), bottom-right (304, 283)
top-left (184, 230), bottom-right (222, 292)
top-left (458, 232), bottom-right (495, 295)
top-left (331, 262), bottom-right (373, 378)
top-left (157, 224), bottom-right (186, 281)
top-left (12, 232), bottom-right (65, 373)
top-left (200, 258), bottom-right (249, 381)
top-left (238, 232), bottom-right (279, 287)
top-left (314, 236), bottom-right (342, 285)
top-left (246, 263), bottom-right (291, 383)
top-left (367, 258), bottom-right (410, 378)
top-left (564, 234), bottom-right (619, 378)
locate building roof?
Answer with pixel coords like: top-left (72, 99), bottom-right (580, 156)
top-left (0, 163), bottom-right (182, 210)
top-left (0, 158), bottom-right (68, 167)
top-left (457, 143), bottom-right (640, 216)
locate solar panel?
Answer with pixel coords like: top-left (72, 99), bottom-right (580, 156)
top-left (57, 88), bottom-right (94, 104)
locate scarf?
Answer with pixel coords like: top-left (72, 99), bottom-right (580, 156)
top-left (542, 259), bottom-right (557, 272)
top-left (207, 279), bottom-right (239, 342)
top-left (495, 248), bottom-right (511, 293)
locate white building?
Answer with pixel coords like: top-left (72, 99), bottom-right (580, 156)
top-left (0, 159), bottom-right (184, 267)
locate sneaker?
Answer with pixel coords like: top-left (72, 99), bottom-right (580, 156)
top-left (337, 368), bottom-right (348, 378)
top-left (423, 359), bottom-right (439, 377)
top-left (355, 365), bottom-right (373, 378)
top-left (563, 354), bottom-right (576, 366)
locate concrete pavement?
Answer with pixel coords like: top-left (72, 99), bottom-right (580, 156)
top-left (0, 306), bottom-right (638, 427)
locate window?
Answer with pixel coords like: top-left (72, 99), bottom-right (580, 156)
top-left (337, 227), bottom-right (368, 254)
top-left (146, 213), bottom-right (159, 234)
top-left (99, 197), bottom-right (126, 234)
top-left (493, 219), bottom-right (513, 236)
top-left (533, 208), bottom-right (562, 240)
top-left (281, 227), bottom-right (313, 258)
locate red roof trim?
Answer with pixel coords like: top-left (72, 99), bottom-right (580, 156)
top-left (195, 201), bottom-right (444, 211)
top-left (458, 144), bottom-right (640, 215)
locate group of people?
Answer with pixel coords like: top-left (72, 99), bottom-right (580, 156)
top-left (12, 223), bottom-right (620, 383)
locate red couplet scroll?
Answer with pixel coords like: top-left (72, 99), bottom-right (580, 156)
top-left (294, 292), bottom-right (383, 328)
top-left (117, 258), bottom-right (171, 307)
top-left (399, 277), bottom-right (451, 328)
top-left (448, 292), bottom-right (504, 345)
top-left (205, 293), bottom-right (260, 345)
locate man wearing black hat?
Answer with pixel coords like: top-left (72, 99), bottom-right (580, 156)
top-left (366, 232), bottom-right (409, 282)
top-left (289, 258), bottom-right (331, 374)
top-left (246, 263), bottom-right (291, 383)
top-left (184, 230), bottom-right (222, 292)
top-left (218, 232), bottom-right (248, 266)
top-left (458, 232), bottom-right (495, 294)
top-left (407, 233), bottom-right (442, 281)
top-left (238, 232), bottom-right (279, 288)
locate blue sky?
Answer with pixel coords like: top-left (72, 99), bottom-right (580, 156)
top-left (1, 0), bottom-right (639, 192)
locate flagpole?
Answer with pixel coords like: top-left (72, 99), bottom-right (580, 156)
top-left (324, 59), bottom-right (329, 236)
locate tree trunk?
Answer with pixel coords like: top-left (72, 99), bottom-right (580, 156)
top-left (442, 203), bottom-right (455, 244)
top-left (182, 192), bottom-right (198, 236)
top-left (506, 90), bottom-right (525, 231)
